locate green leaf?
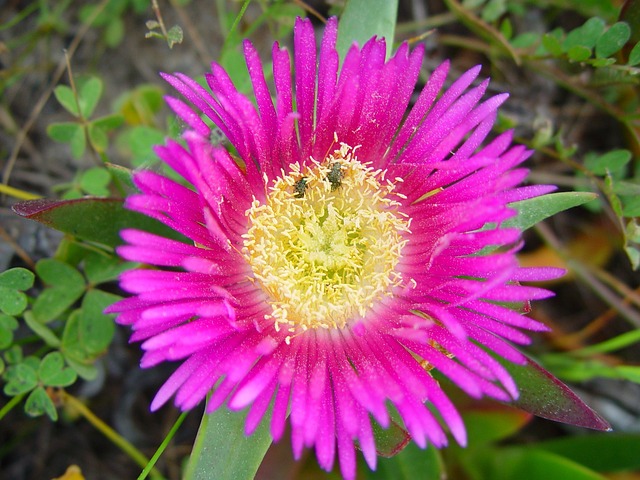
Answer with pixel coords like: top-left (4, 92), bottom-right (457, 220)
top-left (626, 219), bottom-right (640, 243)
top-left (184, 406), bottom-right (272, 480)
top-left (35, 258), bottom-right (84, 293)
top-left (481, 0), bottom-right (506, 23)
top-left (104, 17), bottom-right (125, 47)
top-left (629, 41), bottom-right (640, 65)
top-left (567, 45), bottom-right (592, 62)
top-left (621, 193), bottom-right (640, 216)
top-left (105, 163), bottom-right (136, 193)
top-left (0, 314), bottom-right (18, 349)
top-left (61, 310), bottom-right (99, 381)
top-left (604, 173), bottom-right (624, 217)
top-left (0, 267), bottom-right (35, 290)
top-left (61, 309), bottom-right (87, 359)
top-left (616, 365), bottom-right (640, 382)
top-left (167, 24), bottom-right (184, 48)
top-left (625, 244), bottom-right (640, 270)
top-left (4, 345), bottom-right (22, 364)
top-left (563, 17), bottom-right (605, 50)
top-left (541, 32), bottom-right (563, 56)
top-left (504, 192), bottom-right (597, 231)
top-left (575, 328), bottom-right (640, 355)
top-left (500, 18), bottom-right (513, 40)
top-left (53, 85), bottom-right (80, 116)
top-left (24, 311), bottom-right (60, 347)
top-left (79, 167), bottom-right (111, 196)
top-left (371, 418), bottom-right (410, 457)
top-left (493, 448), bottom-right (606, 480)
top-left (536, 433), bottom-right (640, 473)
top-left (0, 287), bottom-right (28, 316)
top-left (39, 351), bottom-right (77, 387)
top-left (116, 125), bottom-right (165, 167)
top-left (580, 17), bottom-right (606, 46)
top-left (25, 386), bottom-right (58, 421)
top-left (499, 353), bottom-right (611, 431)
top-left (510, 32), bottom-right (539, 48)
top-left (12, 197), bottom-right (188, 249)
top-left (64, 355), bottom-right (98, 381)
top-left (540, 354), bottom-right (621, 382)
top-left (78, 76), bottom-right (103, 118)
top-left (462, 0), bottom-right (484, 8)
top-left (55, 237), bottom-right (90, 266)
top-left (595, 22), bottom-right (631, 58)
top-left (116, 84), bottom-right (164, 125)
top-left (68, 126), bottom-right (87, 159)
top-left (462, 407), bottom-right (531, 446)
top-left (23, 355), bottom-right (39, 371)
top-left (62, 188), bottom-right (83, 200)
top-left (88, 123), bottom-right (109, 152)
top-left (365, 442), bottom-right (444, 480)
top-left (47, 118), bottom-right (89, 158)
top-left (588, 57), bottom-right (616, 67)
top-left (84, 251), bottom-right (134, 285)
top-left (32, 259), bottom-right (85, 323)
top-left (47, 122), bottom-right (82, 143)
top-left (92, 113), bottom-right (124, 130)
top-left (585, 149), bottom-right (632, 175)
top-left (80, 290), bottom-right (118, 354)
top-left (336, 0), bottom-right (398, 60)
top-left (614, 179), bottom-right (640, 196)
top-left (3, 362), bottom-right (38, 396)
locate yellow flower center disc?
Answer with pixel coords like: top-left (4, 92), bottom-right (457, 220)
top-left (242, 143), bottom-right (410, 340)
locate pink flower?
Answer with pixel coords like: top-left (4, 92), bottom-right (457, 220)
top-left (108, 17), bottom-right (562, 479)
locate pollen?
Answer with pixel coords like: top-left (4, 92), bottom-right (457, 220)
top-left (242, 142), bottom-right (410, 337)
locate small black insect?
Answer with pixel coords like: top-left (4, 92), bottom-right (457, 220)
top-left (209, 126), bottom-right (225, 146)
top-left (326, 162), bottom-right (343, 191)
top-left (294, 177), bottom-right (308, 198)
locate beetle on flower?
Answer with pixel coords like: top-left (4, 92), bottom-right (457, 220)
top-left (107, 16), bottom-right (563, 479)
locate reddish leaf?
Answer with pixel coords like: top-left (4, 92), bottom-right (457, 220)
top-left (12, 197), bottom-right (186, 249)
top-left (371, 418), bottom-right (411, 457)
top-left (503, 354), bottom-right (611, 431)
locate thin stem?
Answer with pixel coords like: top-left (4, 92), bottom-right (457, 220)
top-left (0, 393), bottom-right (26, 421)
top-left (64, 51), bottom-right (83, 123)
top-left (0, 183), bottom-right (41, 200)
top-left (0, 224), bottom-right (35, 269)
top-left (293, 0), bottom-right (326, 23)
top-left (182, 409), bottom-right (209, 480)
top-left (169, 0), bottom-right (211, 65)
top-left (225, 0), bottom-right (251, 45)
top-left (60, 390), bottom-right (165, 480)
top-left (150, 0), bottom-right (170, 40)
top-left (137, 412), bottom-right (188, 480)
top-left (589, 265), bottom-right (640, 310)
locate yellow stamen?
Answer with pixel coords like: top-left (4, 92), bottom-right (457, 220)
top-left (242, 142), bottom-right (410, 337)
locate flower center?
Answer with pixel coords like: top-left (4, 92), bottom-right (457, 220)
top-left (242, 142), bottom-right (410, 340)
